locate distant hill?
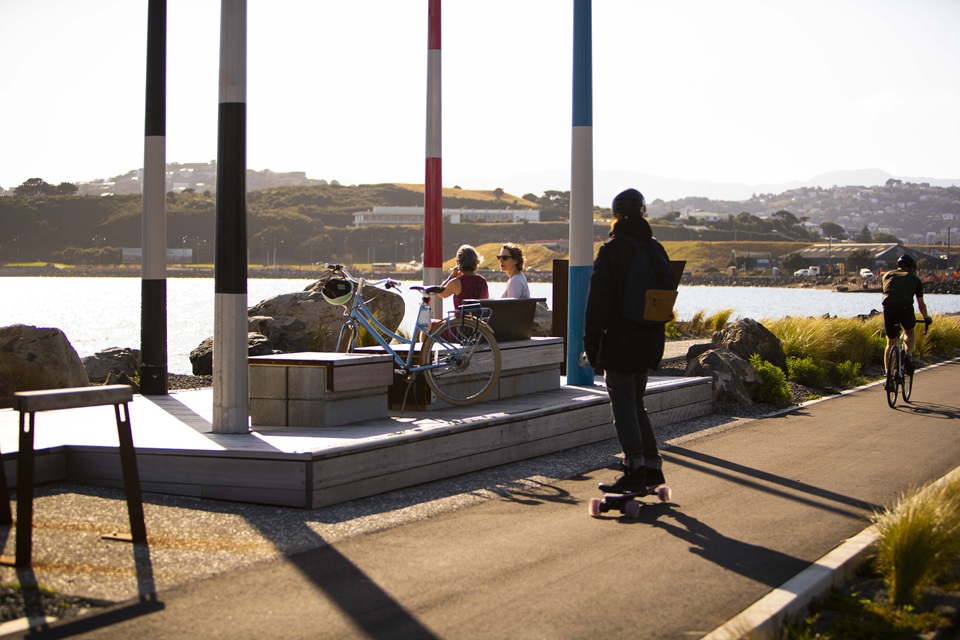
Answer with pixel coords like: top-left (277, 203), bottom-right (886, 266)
top-left (492, 168), bottom-right (960, 204)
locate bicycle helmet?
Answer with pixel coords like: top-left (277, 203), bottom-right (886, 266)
top-left (897, 254), bottom-right (916, 270)
top-left (321, 277), bottom-right (354, 305)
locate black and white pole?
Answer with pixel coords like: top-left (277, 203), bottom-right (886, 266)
top-left (213, 0), bottom-right (248, 433)
top-left (140, 0), bottom-right (168, 396)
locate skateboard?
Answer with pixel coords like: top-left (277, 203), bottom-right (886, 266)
top-left (588, 485), bottom-right (672, 518)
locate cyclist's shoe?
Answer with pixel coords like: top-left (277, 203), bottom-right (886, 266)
top-left (884, 375), bottom-right (896, 392)
top-left (598, 467), bottom-right (647, 494)
top-left (903, 355), bottom-right (914, 376)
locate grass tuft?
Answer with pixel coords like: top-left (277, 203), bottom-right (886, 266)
top-left (872, 476), bottom-right (960, 607)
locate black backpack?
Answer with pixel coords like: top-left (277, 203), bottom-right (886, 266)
top-left (620, 234), bottom-right (677, 325)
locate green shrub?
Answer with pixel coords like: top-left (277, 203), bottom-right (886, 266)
top-left (786, 356), bottom-right (827, 388)
top-left (664, 320), bottom-right (682, 339)
top-left (749, 353), bottom-right (792, 405)
top-left (833, 360), bottom-right (865, 388)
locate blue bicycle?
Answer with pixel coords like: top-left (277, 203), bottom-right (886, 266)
top-left (321, 264), bottom-right (501, 406)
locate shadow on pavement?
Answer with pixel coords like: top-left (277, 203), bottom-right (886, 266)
top-left (630, 505), bottom-right (811, 589)
top-left (664, 447), bottom-right (881, 515)
top-left (890, 401), bottom-right (960, 420)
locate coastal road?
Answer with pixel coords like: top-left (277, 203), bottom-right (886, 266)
top-left (60, 361), bottom-right (960, 639)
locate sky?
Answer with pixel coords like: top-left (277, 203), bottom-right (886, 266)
top-left (2, 0), bottom-right (960, 204)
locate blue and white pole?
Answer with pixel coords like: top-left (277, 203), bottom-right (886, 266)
top-left (213, 0), bottom-right (248, 433)
top-left (567, 0), bottom-right (594, 386)
top-left (140, 0), bottom-right (167, 396)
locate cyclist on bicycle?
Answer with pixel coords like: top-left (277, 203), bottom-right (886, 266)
top-left (881, 253), bottom-right (930, 387)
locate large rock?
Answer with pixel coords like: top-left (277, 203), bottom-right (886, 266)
top-left (246, 279), bottom-right (405, 352)
top-left (531, 301), bottom-right (553, 337)
top-left (712, 318), bottom-right (786, 371)
top-left (0, 324), bottom-right (90, 408)
top-left (685, 347), bottom-right (764, 405)
top-left (83, 347), bottom-right (141, 383)
top-left (189, 333), bottom-right (277, 376)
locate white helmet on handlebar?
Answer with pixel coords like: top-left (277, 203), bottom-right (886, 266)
top-left (321, 278), bottom-right (354, 305)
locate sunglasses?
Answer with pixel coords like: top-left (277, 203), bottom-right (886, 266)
top-left (496, 255), bottom-right (513, 260)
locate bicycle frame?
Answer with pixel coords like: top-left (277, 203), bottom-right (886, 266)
top-left (334, 271), bottom-right (488, 376)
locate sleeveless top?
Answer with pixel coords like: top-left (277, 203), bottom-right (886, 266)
top-left (453, 274), bottom-right (489, 309)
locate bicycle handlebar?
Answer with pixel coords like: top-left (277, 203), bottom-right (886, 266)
top-left (324, 264), bottom-right (401, 290)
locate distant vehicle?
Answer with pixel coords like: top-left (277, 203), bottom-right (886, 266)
top-left (859, 268), bottom-right (875, 279)
top-left (794, 268), bottom-right (811, 276)
top-left (808, 266), bottom-right (821, 276)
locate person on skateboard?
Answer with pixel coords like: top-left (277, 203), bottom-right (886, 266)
top-left (583, 188), bottom-right (669, 493)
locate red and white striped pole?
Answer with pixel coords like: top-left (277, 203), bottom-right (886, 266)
top-left (140, 0), bottom-right (168, 395)
top-left (213, 0), bottom-right (248, 432)
top-left (424, 0), bottom-right (443, 318)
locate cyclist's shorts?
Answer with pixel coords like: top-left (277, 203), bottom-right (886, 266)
top-left (883, 303), bottom-right (916, 337)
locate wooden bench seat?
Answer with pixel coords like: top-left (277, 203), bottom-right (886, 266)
top-left (249, 352), bottom-right (394, 427)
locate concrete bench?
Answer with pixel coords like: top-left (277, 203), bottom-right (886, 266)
top-left (249, 352), bottom-right (395, 427)
top-left (2, 385), bottom-right (146, 568)
top-left (357, 336), bottom-right (564, 410)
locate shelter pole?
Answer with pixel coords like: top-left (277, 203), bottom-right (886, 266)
top-left (424, 0), bottom-right (443, 318)
top-left (140, 0), bottom-right (168, 395)
top-left (567, 0), bottom-right (595, 385)
top-left (213, 0), bottom-right (249, 433)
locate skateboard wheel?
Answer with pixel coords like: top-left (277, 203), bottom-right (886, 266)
top-left (588, 498), bottom-right (603, 517)
top-left (657, 486), bottom-right (672, 503)
top-left (624, 500), bottom-right (641, 518)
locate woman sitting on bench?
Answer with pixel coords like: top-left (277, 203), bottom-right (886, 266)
top-left (497, 243), bottom-right (531, 299)
top-left (438, 244), bottom-right (488, 309)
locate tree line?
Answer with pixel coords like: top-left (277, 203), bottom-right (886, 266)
top-left (0, 179), bottom-right (592, 266)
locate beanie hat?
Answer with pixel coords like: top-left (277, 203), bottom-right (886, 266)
top-left (612, 188), bottom-right (646, 219)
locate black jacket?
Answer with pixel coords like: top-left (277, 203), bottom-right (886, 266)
top-left (583, 225), bottom-right (668, 373)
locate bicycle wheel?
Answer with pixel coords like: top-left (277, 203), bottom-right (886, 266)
top-left (420, 317), bottom-right (501, 406)
top-left (885, 347), bottom-right (899, 408)
top-left (902, 354), bottom-right (913, 403)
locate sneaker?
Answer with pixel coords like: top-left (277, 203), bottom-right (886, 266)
top-left (903, 356), bottom-right (914, 375)
top-left (598, 467), bottom-right (647, 494)
top-left (884, 375), bottom-right (895, 392)
top-left (644, 466), bottom-right (666, 487)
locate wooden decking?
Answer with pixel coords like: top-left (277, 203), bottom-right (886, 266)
top-left (0, 375), bottom-right (713, 509)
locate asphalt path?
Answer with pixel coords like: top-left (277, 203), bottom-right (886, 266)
top-left (50, 361), bottom-right (960, 640)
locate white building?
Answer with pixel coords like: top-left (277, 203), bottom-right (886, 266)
top-left (353, 206), bottom-right (540, 226)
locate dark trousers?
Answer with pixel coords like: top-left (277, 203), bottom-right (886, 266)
top-left (604, 369), bottom-right (661, 470)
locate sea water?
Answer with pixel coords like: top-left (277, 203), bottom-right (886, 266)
top-left (2, 277), bottom-right (958, 374)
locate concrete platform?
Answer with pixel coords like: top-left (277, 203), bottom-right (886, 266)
top-left (0, 375), bottom-right (712, 509)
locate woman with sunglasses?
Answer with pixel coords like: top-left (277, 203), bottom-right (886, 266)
top-left (497, 243), bottom-right (530, 299)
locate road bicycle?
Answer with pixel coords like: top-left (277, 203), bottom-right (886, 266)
top-left (885, 316), bottom-right (932, 408)
top-left (321, 263), bottom-right (501, 406)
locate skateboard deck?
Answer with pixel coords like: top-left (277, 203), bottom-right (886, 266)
top-left (588, 485), bottom-right (672, 518)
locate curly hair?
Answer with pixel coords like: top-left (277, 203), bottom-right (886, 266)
top-left (500, 243), bottom-right (525, 271)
